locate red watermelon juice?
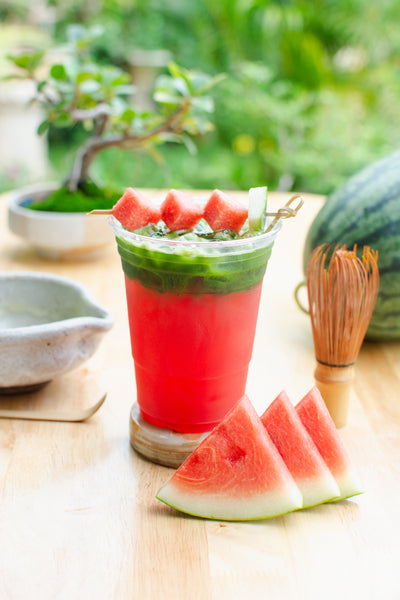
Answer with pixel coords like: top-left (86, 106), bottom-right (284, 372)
top-left (111, 218), bottom-right (281, 433)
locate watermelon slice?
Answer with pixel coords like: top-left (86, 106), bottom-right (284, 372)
top-left (156, 395), bottom-right (303, 521)
top-left (261, 391), bottom-right (340, 507)
top-left (296, 387), bottom-right (363, 500)
top-left (112, 188), bottom-right (161, 231)
top-left (203, 189), bottom-right (248, 233)
top-left (160, 189), bottom-right (204, 231)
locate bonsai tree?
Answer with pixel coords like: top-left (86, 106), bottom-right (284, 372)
top-left (7, 25), bottom-right (223, 211)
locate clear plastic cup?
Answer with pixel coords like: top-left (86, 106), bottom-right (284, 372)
top-left (111, 216), bottom-right (281, 433)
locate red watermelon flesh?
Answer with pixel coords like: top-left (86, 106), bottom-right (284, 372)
top-left (296, 387), bottom-right (363, 500)
top-left (261, 391), bottom-right (340, 507)
top-left (160, 189), bottom-right (204, 231)
top-left (203, 189), bottom-right (248, 233)
top-left (156, 395), bottom-right (303, 521)
top-left (112, 187), bottom-right (161, 231)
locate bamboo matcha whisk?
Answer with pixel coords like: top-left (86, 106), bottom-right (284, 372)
top-left (306, 244), bottom-right (379, 427)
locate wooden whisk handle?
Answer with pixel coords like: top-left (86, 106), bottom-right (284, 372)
top-left (314, 362), bottom-right (355, 428)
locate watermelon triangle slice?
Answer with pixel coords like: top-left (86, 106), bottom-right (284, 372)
top-left (260, 391), bottom-right (340, 507)
top-left (112, 187), bottom-right (161, 231)
top-left (160, 189), bottom-right (204, 231)
top-left (296, 387), bottom-right (363, 501)
top-left (203, 189), bottom-right (248, 233)
top-left (156, 395), bottom-right (303, 521)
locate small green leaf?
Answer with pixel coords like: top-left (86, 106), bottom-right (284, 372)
top-left (153, 91), bottom-right (182, 105)
top-left (50, 64), bottom-right (67, 81)
top-left (51, 112), bottom-right (72, 128)
top-left (157, 132), bottom-right (183, 144)
top-left (111, 74), bottom-right (132, 87)
top-left (185, 71), bottom-right (211, 93)
top-left (172, 78), bottom-right (190, 96)
top-left (8, 50), bottom-right (45, 73)
top-left (154, 74), bottom-right (176, 93)
top-left (119, 108), bottom-right (137, 123)
top-left (76, 69), bottom-right (101, 84)
top-left (191, 96), bottom-right (214, 113)
top-left (179, 133), bottom-right (198, 155)
top-left (79, 79), bottom-right (101, 94)
top-left (167, 62), bottom-right (184, 79)
top-left (37, 120), bottom-right (50, 135)
top-left (110, 96), bottom-right (128, 116)
top-left (113, 84), bottom-right (136, 96)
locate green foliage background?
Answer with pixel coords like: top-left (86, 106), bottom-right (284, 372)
top-left (2, 0), bottom-right (400, 194)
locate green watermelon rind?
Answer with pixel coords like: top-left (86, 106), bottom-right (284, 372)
top-left (328, 485), bottom-right (364, 503)
top-left (303, 150), bottom-right (400, 340)
top-left (156, 487), bottom-right (302, 522)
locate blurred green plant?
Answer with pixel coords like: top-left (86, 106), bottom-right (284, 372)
top-left (2, 0), bottom-right (400, 195)
top-left (6, 24), bottom-right (223, 200)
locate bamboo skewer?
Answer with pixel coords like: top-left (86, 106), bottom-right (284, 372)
top-left (87, 209), bottom-right (112, 215)
top-left (88, 194), bottom-right (305, 231)
top-left (306, 245), bottom-right (379, 427)
top-left (264, 194), bottom-right (304, 232)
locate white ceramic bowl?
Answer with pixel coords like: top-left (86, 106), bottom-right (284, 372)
top-left (0, 271), bottom-right (113, 392)
top-left (7, 183), bottom-right (114, 260)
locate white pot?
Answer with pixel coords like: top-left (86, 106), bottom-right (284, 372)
top-left (7, 183), bottom-right (114, 260)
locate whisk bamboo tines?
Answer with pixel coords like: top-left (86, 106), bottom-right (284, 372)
top-left (307, 244), bottom-right (379, 427)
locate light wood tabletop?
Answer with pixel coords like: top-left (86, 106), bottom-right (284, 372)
top-left (0, 190), bottom-right (399, 600)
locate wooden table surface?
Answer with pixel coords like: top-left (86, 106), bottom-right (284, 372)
top-left (0, 190), bottom-right (399, 600)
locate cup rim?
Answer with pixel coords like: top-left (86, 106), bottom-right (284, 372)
top-left (109, 215), bottom-right (282, 250)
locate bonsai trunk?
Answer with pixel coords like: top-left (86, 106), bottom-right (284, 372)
top-left (65, 141), bottom-right (100, 192)
top-left (64, 99), bottom-right (191, 192)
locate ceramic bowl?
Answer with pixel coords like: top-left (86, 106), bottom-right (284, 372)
top-left (7, 183), bottom-right (114, 260)
top-left (0, 271), bottom-right (113, 393)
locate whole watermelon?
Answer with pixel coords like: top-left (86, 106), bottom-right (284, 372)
top-left (303, 150), bottom-right (400, 341)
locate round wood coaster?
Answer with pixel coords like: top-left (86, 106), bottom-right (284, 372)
top-left (129, 403), bottom-right (209, 468)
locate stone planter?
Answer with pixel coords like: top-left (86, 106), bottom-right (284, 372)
top-left (7, 183), bottom-right (114, 260)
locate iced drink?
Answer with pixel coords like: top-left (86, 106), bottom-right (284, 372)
top-left (111, 217), bottom-right (281, 433)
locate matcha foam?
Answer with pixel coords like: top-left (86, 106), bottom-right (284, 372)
top-left (111, 217), bottom-right (281, 295)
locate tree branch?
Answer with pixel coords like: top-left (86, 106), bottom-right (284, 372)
top-left (65, 99), bottom-right (191, 190)
top-left (70, 103), bottom-right (112, 122)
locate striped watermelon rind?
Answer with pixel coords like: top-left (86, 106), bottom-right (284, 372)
top-left (303, 150), bottom-right (400, 340)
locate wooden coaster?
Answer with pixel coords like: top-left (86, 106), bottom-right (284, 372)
top-left (129, 403), bottom-right (209, 468)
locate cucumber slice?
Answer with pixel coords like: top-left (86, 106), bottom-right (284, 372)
top-left (248, 186), bottom-right (268, 233)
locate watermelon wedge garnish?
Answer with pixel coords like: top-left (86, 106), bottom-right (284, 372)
top-left (296, 387), bottom-right (363, 501)
top-left (112, 187), bottom-right (161, 231)
top-left (261, 391), bottom-right (340, 507)
top-left (203, 189), bottom-right (248, 233)
top-left (156, 395), bottom-right (303, 521)
top-left (160, 189), bottom-right (204, 231)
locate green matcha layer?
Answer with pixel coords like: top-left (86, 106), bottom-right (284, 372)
top-left (115, 225), bottom-right (279, 295)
